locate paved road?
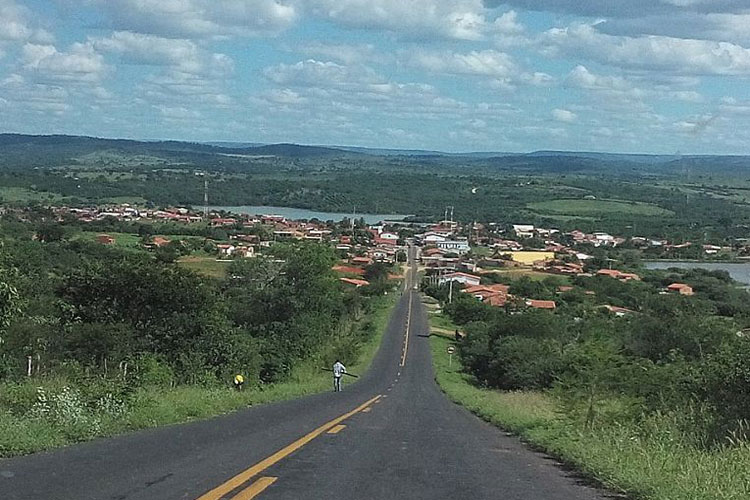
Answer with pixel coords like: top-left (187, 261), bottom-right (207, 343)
top-left (0, 248), bottom-right (610, 500)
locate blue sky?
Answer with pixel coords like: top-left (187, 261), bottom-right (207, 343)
top-left (2, 1), bottom-right (750, 153)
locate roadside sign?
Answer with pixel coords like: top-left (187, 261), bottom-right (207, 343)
top-left (447, 346), bottom-right (456, 354)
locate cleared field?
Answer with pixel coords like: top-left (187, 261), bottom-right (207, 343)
top-left (528, 198), bottom-right (673, 216)
top-left (0, 187), bottom-right (65, 202)
top-left (177, 256), bottom-right (230, 278)
top-left (74, 231), bottom-right (141, 247)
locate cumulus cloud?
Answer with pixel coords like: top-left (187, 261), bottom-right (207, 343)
top-left (294, 42), bottom-right (389, 65)
top-left (486, 0), bottom-right (749, 17)
top-left (597, 13), bottom-right (750, 46)
top-left (0, 0), bottom-right (53, 43)
top-left (22, 42), bottom-right (107, 83)
top-left (96, 0), bottom-right (297, 38)
top-left (404, 49), bottom-right (518, 78)
top-left (543, 23), bottom-right (750, 76)
top-left (552, 108), bottom-right (577, 122)
top-left (565, 65), bottom-right (703, 106)
top-left (307, 0), bottom-right (492, 40)
top-left (91, 31), bottom-right (233, 77)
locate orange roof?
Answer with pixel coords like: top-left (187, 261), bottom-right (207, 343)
top-left (332, 265), bottom-right (365, 276)
top-left (667, 283), bottom-right (692, 290)
top-left (340, 277), bottom-right (370, 287)
top-left (526, 299), bottom-right (556, 309)
top-left (486, 294), bottom-right (508, 307)
top-left (152, 236), bottom-right (171, 247)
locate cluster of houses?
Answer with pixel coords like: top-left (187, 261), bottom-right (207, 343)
top-left (416, 220), bottom-right (699, 313)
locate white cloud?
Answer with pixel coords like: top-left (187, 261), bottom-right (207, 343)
top-left (405, 49), bottom-right (518, 78)
top-left (96, 0), bottom-right (296, 38)
top-left (543, 23), bottom-right (750, 76)
top-left (552, 108), bottom-right (577, 122)
top-left (598, 13), bottom-right (750, 46)
top-left (294, 41), bottom-right (389, 65)
top-left (22, 42), bottom-right (107, 83)
top-left (307, 0), bottom-right (492, 40)
top-left (565, 65), bottom-right (703, 104)
top-left (264, 59), bottom-right (381, 87)
top-left (0, 0), bottom-right (53, 43)
top-left (491, 0), bottom-right (748, 17)
top-left (91, 31), bottom-right (233, 76)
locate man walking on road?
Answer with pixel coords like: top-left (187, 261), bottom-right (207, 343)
top-left (332, 359), bottom-right (346, 392)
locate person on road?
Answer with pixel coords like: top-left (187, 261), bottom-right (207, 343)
top-left (332, 360), bottom-right (347, 392)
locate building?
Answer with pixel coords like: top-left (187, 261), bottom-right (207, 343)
top-left (596, 269), bottom-right (641, 281)
top-left (526, 299), bottom-right (556, 310)
top-left (438, 272), bottom-right (481, 287)
top-left (340, 277), bottom-right (370, 288)
top-left (96, 234), bottom-right (115, 245)
top-left (513, 225), bottom-right (535, 238)
top-left (436, 239), bottom-right (471, 254)
top-left (667, 283), bottom-right (694, 296)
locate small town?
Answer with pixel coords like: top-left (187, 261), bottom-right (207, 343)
top-left (1, 202), bottom-right (704, 316)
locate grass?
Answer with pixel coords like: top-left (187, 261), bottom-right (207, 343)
top-left (0, 292), bottom-right (399, 457)
top-left (528, 198), bottom-right (673, 217)
top-left (177, 255), bottom-right (231, 278)
top-left (481, 268), bottom-right (569, 282)
top-left (0, 186), bottom-right (65, 203)
top-left (72, 231), bottom-right (142, 248)
top-left (429, 333), bottom-right (750, 500)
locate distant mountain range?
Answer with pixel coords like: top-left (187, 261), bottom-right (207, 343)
top-left (1, 133), bottom-right (749, 174)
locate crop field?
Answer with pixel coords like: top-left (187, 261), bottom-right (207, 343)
top-left (528, 198), bottom-right (673, 216)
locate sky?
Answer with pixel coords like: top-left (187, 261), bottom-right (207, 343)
top-left (2, 1), bottom-right (750, 154)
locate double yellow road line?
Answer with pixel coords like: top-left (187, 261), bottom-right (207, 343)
top-left (196, 394), bottom-right (382, 500)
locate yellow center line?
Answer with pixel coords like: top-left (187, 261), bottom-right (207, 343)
top-left (196, 395), bottom-right (381, 500)
top-left (327, 424), bottom-right (346, 434)
top-left (400, 292), bottom-right (412, 367)
top-left (230, 477), bottom-right (277, 500)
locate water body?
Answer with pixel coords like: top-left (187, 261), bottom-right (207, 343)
top-left (645, 261), bottom-right (750, 286)
top-left (208, 205), bottom-right (408, 225)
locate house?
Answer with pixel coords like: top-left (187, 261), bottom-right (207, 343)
top-left (438, 272), bottom-right (481, 287)
top-left (422, 232), bottom-right (447, 244)
top-left (332, 265), bottom-right (366, 276)
top-left (603, 305), bottom-right (636, 317)
top-left (667, 283), bottom-right (694, 296)
top-left (96, 234), bottom-right (115, 245)
top-left (152, 236), bottom-right (171, 248)
top-left (513, 224), bottom-right (535, 238)
top-left (216, 244), bottom-right (236, 256)
top-left (557, 286), bottom-right (574, 293)
top-left (596, 269), bottom-right (641, 281)
top-left (436, 239), bottom-right (471, 254)
top-left (340, 277), bottom-right (370, 287)
top-left (351, 256), bottom-right (374, 266)
top-left (526, 299), bottom-right (556, 310)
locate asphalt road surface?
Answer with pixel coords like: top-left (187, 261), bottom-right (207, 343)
top-left (0, 248), bottom-right (611, 500)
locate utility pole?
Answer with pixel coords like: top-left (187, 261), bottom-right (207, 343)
top-left (448, 279), bottom-right (453, 304)
top-left (203, 177), bottom-right (209, 219)
top-left (351, 205), bottom-right (356, 233)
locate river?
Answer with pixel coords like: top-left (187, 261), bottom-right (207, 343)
top-left (645, 261), bottom-right (750, 286)
top-left (207, 205), bottom-right (409, 225)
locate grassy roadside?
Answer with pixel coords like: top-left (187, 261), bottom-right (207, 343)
top-left (430, 332), bottom-right (750, 500)
top-left (0, 292), bottom-right (399, 457)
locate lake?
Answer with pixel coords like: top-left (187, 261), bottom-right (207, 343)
top-left (208, 205), bottom-right (409, 225)
top-left (645, 261), bottom-right (750, 286)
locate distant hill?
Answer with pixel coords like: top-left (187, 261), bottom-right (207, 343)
top-left (2, 133), bottom-right (750, 176)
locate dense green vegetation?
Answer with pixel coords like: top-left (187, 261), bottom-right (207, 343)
top-left (430, 335), bottom-right (750, 500)
top-left (0, 215), bottom-right (399, 456)
top-left (424, 266), bottom-right (750, 499)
